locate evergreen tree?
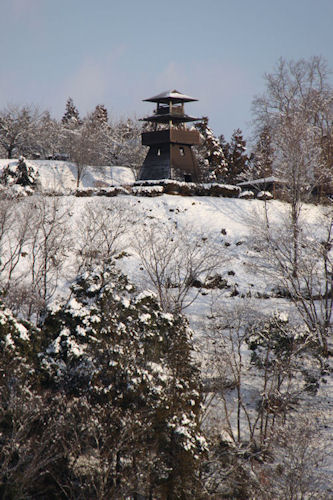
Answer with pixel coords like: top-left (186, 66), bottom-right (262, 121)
top-left (0, 261), bottom-right (206, 498)
top-left (219, 133), bottom-right (230, 162)
top-left (224, 128), bottom-right (249, 184)
top-left (195, 117), bottom-right (228, 182)
top-left (89, 103), bottom-right (109, 127)
top-left (61, 97), bottom-right (81, 128)
top-left (84, 104), bottom-right (111, 166)
top-left (39, 261), bottom-right (206, 498)
top-left (60, 97), bottom-right (84, 169)
top-left (0, 303), bottom-right (62, 499)
top-left (1, 156), bottom-right (39, 187)
top-left (249, 126), bottom-right (274, 179)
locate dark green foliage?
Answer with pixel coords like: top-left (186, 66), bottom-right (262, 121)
top-left (0, 304), bottom-right (61, 499)
top-left (244, 125), bottom-right (274, 182)
top-left (61, 97), bottom-right (81, 128)
top-left (223, 129), bottom-right (249, 184)
top-left (37, 261), bottom-right (206, 497)
top-left (89, 104), bottom-right (109, 127)
top-left (0, 261), bottom-right (206, 498)
top-left (247, 314), bottom-right (297, 366)
top-left (133, 180), bottom-right (241, 197)
top-left (0, 302), bottom-right (40, 375)
top-left (1, 157), bottom-right (39, 188)
top-left (202, 435), bottom-right (256, 499)
top-left (195, 117), bottom-right (228, 182)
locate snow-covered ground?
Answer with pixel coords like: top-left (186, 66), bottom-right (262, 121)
top-left (0, 159), bottom-right (135, 191)
top-left (0, 159), bottom-right (332, 481)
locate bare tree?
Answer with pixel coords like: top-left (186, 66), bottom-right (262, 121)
top-left (25, 197), bottom-right (72, 320)
top-left (67, 125), bottom-right (95, 187)
top-left (0, 104), bottom-right (40, 158)
top-left (201, 303), bottom-right (330, 499)
top-left (76, 199), bottom-right (136, 272)
top-left (34, 111), bottom-right (63, 159)
top-left (134, 222), bottom-right (221, 312)
top-left (250, 202), bottom-right (333, 357)
top-left (252, 58), bottom-right (333, 286)
top-left (250, 58), bottom-right (333, 357)
top-left (0, 198), bottom-right (34, 291)
top-left (0, 388), bottom-right (67, 498)
top-left (251, 415), bottom-right (331, 500)
top-left (253, 56), bottom-right (333, 197)
top-left (107, 118), bottom-right (145, 175)
top-left (205, 306), bottom-right (314, 452)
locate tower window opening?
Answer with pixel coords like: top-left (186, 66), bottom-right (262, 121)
top-left (157, 148), bottom-right (161, 156)
top-left (179, 147), bottom-right (185, 156)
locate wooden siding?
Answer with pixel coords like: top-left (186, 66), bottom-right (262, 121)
top-left (142, 129), bottom-right (200, 146)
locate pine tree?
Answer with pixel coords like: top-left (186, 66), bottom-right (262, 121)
top-left (90, 103), bottom-right (109, 127)
top-left (219, 133), bottom-right (230, 162)
top-left (1, 156), bottom-right (39, 187)
top-left (39, 261), bottom-right (206, 497)
top-left (83, 104), bottom-right (111, 166)
top-left (195, 117), bottom-right (228, 182)
top-left (251, 126), bottom-right (274, 179)
top-left (224, 128), bottom-right (249, 184)
top-left (61, 97), bottom-right (81, 127)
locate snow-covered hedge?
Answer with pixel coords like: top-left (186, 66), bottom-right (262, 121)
top-left (196, 183), bottom-right (241, 197)
top-left (75, 186), bottom-right (130, 197)
top-left (0, 157), bottom-right (39, 189)
top-left (132, 185), bottom-right (164, 197)
top-left (239, 190), bottom-right (255, 199)
top-left (257, 190), bottom-right (273, 200)
top-left (0, 184), bottom-right (35, 199)
top-left (133, 180), bottom-right (241, 197)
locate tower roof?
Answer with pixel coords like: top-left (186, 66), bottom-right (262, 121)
top-left (143, 89), bottom-right (198, 104)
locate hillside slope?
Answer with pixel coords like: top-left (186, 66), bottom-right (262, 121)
top-left (0, 159), bottom-right (135, 191)
top-left (0, 159), bottom-right (331, 487)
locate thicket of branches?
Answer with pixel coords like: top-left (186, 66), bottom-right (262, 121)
top-left (0, 99), bottom-right (146, 177)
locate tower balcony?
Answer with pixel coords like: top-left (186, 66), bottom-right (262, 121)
top-left (142, 128), bottom-right (200, 146)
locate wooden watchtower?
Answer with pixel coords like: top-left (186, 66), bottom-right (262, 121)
top-left (138, 90), bottom-right (202, 182)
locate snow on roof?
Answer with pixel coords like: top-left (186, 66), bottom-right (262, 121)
top-left (238, 176), bottom-right (286, 186)
top-left (143, 89), bottom-right (198, 103)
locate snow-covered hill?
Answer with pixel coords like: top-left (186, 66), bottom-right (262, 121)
top-left (0, 159), bottom-right (135, 191)
top-left (0, 159), bottom-right (331, 485)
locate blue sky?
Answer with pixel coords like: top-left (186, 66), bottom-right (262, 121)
top-left (1, 0), bottom-right (333, 141)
